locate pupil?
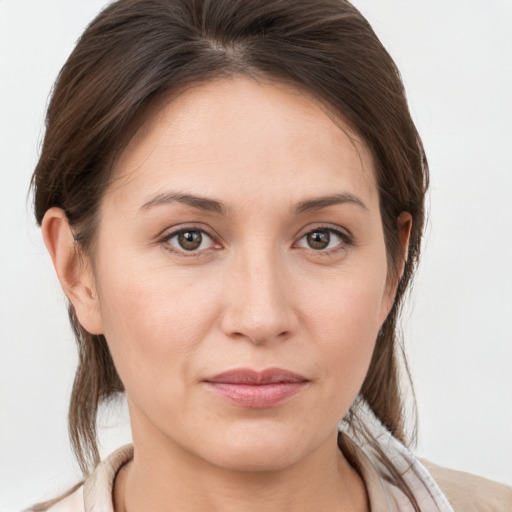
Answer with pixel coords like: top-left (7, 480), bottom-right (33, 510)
top-left (178, 230), bottom-right (202, 250)
top-left (307, 230), bottom-right (330, 250)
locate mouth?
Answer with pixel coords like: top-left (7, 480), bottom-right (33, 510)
top-left (203, 368), bottom-right (309, 409)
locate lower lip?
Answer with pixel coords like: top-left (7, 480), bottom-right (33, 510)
top-left (205, 382), bottom-right (306, 408)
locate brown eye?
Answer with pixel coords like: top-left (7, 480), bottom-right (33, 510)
top-left (295, 227), bottom-right (348, 252)
top-left (164, 228), bottom-right (217, 254)
top-left (177, 230), bottom-right (202, 250)
top-left (306, 230), bottom-right (331, 250)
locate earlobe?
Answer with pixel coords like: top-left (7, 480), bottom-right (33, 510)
top-left (41, 207), bottom-right (104, 335)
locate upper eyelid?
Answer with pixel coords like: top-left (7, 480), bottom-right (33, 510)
top-left (296, 227), bottom-right (349, 243)
top-left (158, 224), bottom-right (219, 242)
top-left (295, 223), bottom-right (352, 240)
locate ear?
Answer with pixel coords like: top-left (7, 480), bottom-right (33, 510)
top-left (395, 211), bottom-right (412, 279)
top-left (380, 211), bottom-right (412, 322)
top-left (41, 207), bottom-right (104, 335)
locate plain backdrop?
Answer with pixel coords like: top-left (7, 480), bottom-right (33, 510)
top-left (1, 0), bottom-right (511, 510)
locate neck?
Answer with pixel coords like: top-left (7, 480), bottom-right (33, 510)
top-left (114, 424), bottom-right (368, 512)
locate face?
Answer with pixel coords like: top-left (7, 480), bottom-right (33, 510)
top-left (84, 77), bottom-right (397, 471)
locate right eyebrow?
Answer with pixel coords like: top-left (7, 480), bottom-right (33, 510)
top-left (138, 192), bottom-right (226, 215)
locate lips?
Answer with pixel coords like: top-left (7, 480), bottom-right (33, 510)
top-left (203, 368), bottom-right (308, 408)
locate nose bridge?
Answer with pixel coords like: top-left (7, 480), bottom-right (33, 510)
top-left (222, 241), bottom-right (295, 343)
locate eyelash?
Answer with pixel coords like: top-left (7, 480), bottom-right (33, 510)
top-left (158, 225), bottom-right (353, 257)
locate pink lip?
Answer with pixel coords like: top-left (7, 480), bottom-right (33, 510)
top-left (204, 368), bottom-right (308, 409)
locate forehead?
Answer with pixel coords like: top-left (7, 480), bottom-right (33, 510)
top-left (106, 76), bottom-right (378, 211)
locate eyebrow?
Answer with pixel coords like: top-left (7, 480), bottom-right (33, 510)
top-left (139, 191), bottom-right (368, 215)
top-left (295, 193), bottom-right (368, 213)
top-left (139, 192), bottom-right (226, 215)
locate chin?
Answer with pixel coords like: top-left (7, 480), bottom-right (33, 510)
top-left (213, 446), bottom-right (302, 473)
top-left (198, 425), bottom-right (319, 473)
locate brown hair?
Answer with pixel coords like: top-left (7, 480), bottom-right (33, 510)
top-left (32, 0), bottom-right (427, 507)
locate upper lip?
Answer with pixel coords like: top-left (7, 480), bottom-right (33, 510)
top-left (204, 368), bottom-right (308, 385)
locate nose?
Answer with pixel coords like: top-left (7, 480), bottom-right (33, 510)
top-left (220, 248), bottom-right (297, 345)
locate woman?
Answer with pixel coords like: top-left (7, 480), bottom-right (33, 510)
top-left (27, 0), bottom-right (511, 510)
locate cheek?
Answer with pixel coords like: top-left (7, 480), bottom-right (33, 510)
top-left (301, 261), bottom-right (388, 398)
top-left (94, 258), bottom-right (222, 391)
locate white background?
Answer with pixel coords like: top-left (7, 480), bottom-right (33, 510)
top-left (1, 1), bottom-right (511, 510)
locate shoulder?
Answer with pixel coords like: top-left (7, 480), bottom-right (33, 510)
top-left (32, 445), bottom-right (132, 511)
top-left (421, 459), bottom-right (512, 512)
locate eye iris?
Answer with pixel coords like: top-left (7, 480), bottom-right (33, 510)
top-left (307, 230), bottom-right (330, 250)
top-left (178, 230), bottom-right (202, 250)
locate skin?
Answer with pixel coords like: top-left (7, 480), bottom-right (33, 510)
top-left (43, 76), bottom-right (411, 512)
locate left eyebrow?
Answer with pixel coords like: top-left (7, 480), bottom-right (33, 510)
top-left (295, 193), bottom-right (369, 214)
